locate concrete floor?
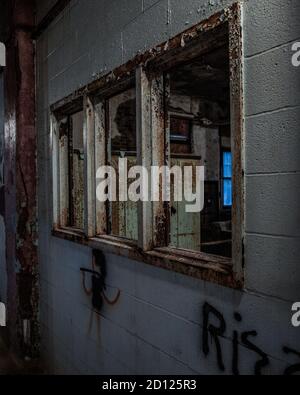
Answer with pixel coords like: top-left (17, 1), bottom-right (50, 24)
top-left (0, 335), bottom-right (22, 374)
top-left (0, 330), bottom-right (45, 375)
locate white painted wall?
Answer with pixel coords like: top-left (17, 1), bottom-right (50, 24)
top-left (36, 0), bottom-right (300, 375)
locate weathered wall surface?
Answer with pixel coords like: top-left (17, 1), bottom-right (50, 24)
top-left (36, 0), bottom-right (300, 374)
top-left (0, 1), bottom-right (38, 356)
top-left (0, 73), bottom-right (6, 305)
top-left (36, 0), bottom-right (58, 24)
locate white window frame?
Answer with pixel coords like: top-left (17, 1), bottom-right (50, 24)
top-left (50, 3), bottom-right (244, 288)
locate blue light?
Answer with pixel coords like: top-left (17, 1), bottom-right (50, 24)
top-left (223, 152), bottom-right (232, 207)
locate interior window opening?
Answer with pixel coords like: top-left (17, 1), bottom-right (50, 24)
top-left (59, 110), bottom-right (85, 230)
top-left (167, 43), bottom-right (232, 258)
top-left (107, 87), bottom-right (138, 241)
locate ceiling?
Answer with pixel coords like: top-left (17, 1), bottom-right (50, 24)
top-left (171, 45), bottom-right (230, 104)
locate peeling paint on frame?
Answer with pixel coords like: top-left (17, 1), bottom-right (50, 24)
top-left (51, 3), bottom-right (244, 289)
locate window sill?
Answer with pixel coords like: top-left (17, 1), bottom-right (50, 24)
top-left (52, 228), bottom-right (242, 290)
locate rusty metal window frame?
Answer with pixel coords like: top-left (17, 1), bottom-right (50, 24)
top-left (50, 3), bottom-right (244, 289)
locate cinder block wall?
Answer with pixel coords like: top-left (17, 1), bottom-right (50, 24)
top-left (36, 0), bottom-right (300, 374)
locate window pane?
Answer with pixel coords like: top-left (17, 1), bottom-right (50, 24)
top-left (223, 151), bottom-right (232, 178)
top-left (167, 43), bottom-right (232, 258)
top-left (223, 179), bottom-right (232, 207)
top-left (69, 111), bottom-right (85, 229)
top-left (108, 88), bottom-right (138, 241)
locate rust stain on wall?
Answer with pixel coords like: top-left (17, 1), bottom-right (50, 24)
top-left (3, 0), bottom-right (39, 358)
top-left (0, 185), bottom-right (4, 217)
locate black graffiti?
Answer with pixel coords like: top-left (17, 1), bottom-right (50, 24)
top-left (241, 331), bottom-right (269, 375)
top-left (232, 313), bottom-right (242, 375)
top-left (202, 303), bottom-right (299, 376)
top-left (203, 303), bottom-right (226, 372)
top-left (232, 330), bottom-right (239, 375)
top-left (283, 347), bottom-right (300, 376)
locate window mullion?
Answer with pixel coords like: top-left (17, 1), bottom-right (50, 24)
top-left (94, 99), bottom-right (107, 235)
top-left (51, 114), bottom-right (60, 228)
top-left (83, 95), bottom-right (96, 237)
top-left (151, 73), bottom-right (169, 248)
top-left (229, 3), bottom-right (244, 283)
top-left (136, 67), bottom-right (152, 251)
top-left (58, 117), bottom-right (69, 227)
